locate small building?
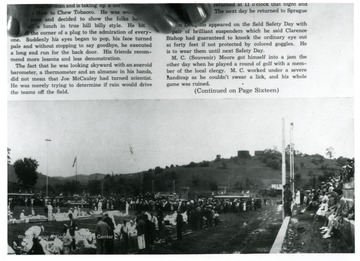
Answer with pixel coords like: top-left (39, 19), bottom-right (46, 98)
top-left (238, 150), bottom-right (251, 158)
top-left (254, 150), bottom-right (264, 156)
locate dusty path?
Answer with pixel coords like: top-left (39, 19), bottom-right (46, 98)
top-left (153, 204), bottom-right (283, 254)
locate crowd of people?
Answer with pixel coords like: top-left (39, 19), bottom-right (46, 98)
top-left (87, 195), bottom-right (264, 254)
top-left (283, 161), bottom-right (355, 241)
top-left (10, 193), bottom-right (266, 254)
top-left (309, 181), bottom-right (354, 239)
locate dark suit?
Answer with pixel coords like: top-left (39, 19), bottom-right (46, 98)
top-left (103, 216), bottom-right (115, 253)
top-left (284, 188), bottom-right (293, 216)
top-left (68, 219), bottom-right (77, 251)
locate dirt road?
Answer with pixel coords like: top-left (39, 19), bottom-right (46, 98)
top-left (153, 203), bottom-right (283, 254)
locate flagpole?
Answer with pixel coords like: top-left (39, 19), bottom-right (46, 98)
top-left (76, 157), bottom-right (78, 194)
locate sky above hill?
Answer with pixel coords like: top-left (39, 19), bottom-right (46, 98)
top-left (8, 98), bottom-right (353, 177)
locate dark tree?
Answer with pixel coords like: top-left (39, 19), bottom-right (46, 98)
top-left (234, 181), bottom-right (243, 190)
top-left (336, 156), bottom-right (348, 166)
top-left (209, 181), bottom-right (218, 191)
top-left (186, 162), bottom-right (197, 168)
top-left (87, 179), bottom-right (101, 195)
top-left (244, 177), bottom-right (253, 189)
top-left (63, 180), bottom-right (82, 195)
top-left (294, 173), bottom-right (302, 184)
top-left (13, 158), bottom-right (39, 188)
top-left (191, 175), bottom-right (200, 186)
top-left (7, 147), bottom-right (11, 165)
top-left (154, 166), bottom-right (163, 174)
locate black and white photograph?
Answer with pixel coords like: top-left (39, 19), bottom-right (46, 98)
top-left (4, 1), bottom-right (357, 257)
top-left (7, 98), bottom-right (354, 254)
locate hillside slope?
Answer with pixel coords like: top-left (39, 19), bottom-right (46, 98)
top-left (8, 153), bottom-right (343, 195)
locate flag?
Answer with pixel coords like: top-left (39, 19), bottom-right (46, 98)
top-left (72, 156), bottom-right (77, 167)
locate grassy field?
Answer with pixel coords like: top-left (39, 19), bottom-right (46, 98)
top-left (9, 204), bottom-right (283, 254)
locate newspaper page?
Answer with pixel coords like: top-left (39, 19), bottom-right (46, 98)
top-left (6, 2), bottom-right (355, 257)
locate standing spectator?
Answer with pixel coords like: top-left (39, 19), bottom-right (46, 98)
top-left (128, 220), bottom-right (138, 250)
top-left (98, 200), bottom-right (102, 212)
top-left (30, 198), bottom-right (34, 214)
top-left (176, 211), bottom-right (183, 240)
top-left (95, 216), bottom-right (110, 254)
top-left (150, 212), bottom-right (159, 240)
top-left (67, 213), bottom-right (78, 251)
top-left (300, 189), bottom-right (305, 205)
top-left (144, 213), bottom-right (153, 251)
top-left (136, 214), bottom-right (146, 253)
top-left (20, 210), bottom-right (25, 221)
top-left (283, 184), bottom-right (293, 217)
top-left (125, 200), bottom-right (130, 215)
top-left (295, 188), bottom-right (301, 206)
top-left (157, 208), bottom-right (164, 232)
top-left (121, 220), bottom-right (129, 253)
top-left (103, 213), bottom-right (115, 253)
top-left (214, 211), bottom-right (220, 227)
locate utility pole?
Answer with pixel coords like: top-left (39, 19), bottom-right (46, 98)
top-left (45, 139), bottom-right (51, 203)
top-left (101, 179), bottom-right (104, 197)
top-left (281, 118), bottom-right (286, 219)
top-left (290, 122), bottom-right (295, 198)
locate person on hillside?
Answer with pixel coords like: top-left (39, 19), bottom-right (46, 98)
top-left (322, 189), bottom-right (349, 239)
top-left (315, 191), bottom-right (328, 220)
top-left (295, 188), bottom-right (301, 206)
